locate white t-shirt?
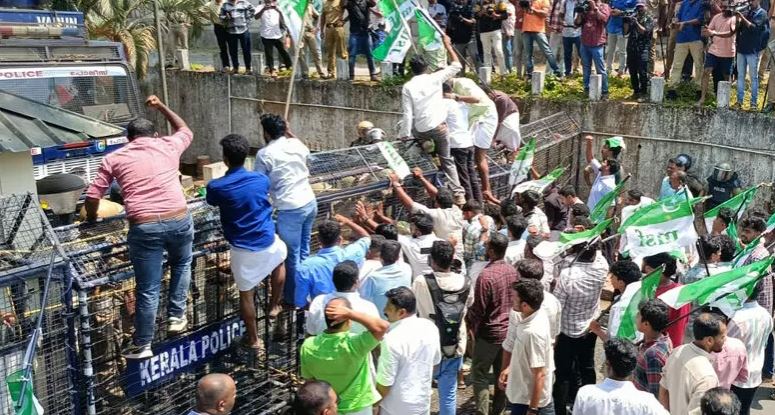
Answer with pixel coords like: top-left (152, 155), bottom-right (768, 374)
top-left (504, 239), bottom-right (526, 267)
top-left (256, 6), bottom-right (284, 39)
top-left (445, 99), bottom-right (473, 149)
top-left (501, 309), bottom-right (555, 407)
top-left (573, 378), bottom-right (668, 415)
top-left (377, 315), bottom-right (441, 415)
top-left (587, 158), bottom-right (616, 210)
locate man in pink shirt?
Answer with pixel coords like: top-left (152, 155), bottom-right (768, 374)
top-left (698, 1), bottom-right (738, 105)
top-left (85, 95), bottom-right (194, 359)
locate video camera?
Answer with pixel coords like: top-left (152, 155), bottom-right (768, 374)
top-left (732, 1), bottom-right (750, 14)
top-left (574, 0), bottom-right (591, 14)
top-left (621, 8), bottom-right (637, 19)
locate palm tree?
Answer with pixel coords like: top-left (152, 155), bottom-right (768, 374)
top-left (84, 0), bottom-right (156, 78)
top-left (156, 0), bottom-right (218, 40)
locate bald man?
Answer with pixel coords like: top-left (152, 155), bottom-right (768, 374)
top-left (294, 380), bottom-right (339, 415)
top-left (189, 373), bottom-right (237, 415)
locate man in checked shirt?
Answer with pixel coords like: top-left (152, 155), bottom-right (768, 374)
top-left (633, 299), bottom-right (673, 398)
top-left (551, 237), bottom-right (609, 415)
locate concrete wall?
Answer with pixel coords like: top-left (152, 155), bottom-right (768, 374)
top-left (142, 70), bottom-right (775, 205)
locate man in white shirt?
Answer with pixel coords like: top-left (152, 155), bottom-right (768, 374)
top-left (389, 169), bottom-right (466, 259)
top-left (726, 286), bottom-right (774, 415)
top-left (620, 189), bottom-right (656, 224)
top-left (400, 35), bottom-right (463, 197)
top-left (255, 0), bottom-right (292, 75)
top-left (255, 114), bottom-right (317, 307)
top-left (659, 313), bottom-right (725, 415)
top-left (188, 374), bottom-right (237, 415)
top-left (518, 190), bottom-right (550, 238)
top-left (573, 339), bottom-right (668, 415)
top-left (514, 258), bottom-right (561, 341)
top-left (589, 260), bottom-right (643, 342)
top-left (306, 261), bottom-right (381, 335)
top-left (398, 212), bottom-right (443, 278)
top-left (586, 157), bottom-right (620, 211)
top-left (504, 214), bottom-right (528, 267)
top-left (412, 240), bottom-right (473, 415)
top-left (499, 279), bottom-right (555, 415)
top-left (442, 82), bottom-right (481, 202)
top-left (377, 287), bottom-right (441, 415)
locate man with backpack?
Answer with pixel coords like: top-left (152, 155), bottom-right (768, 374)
top-left (412, 241), bottom-right (473, 415)
top-left (466, 232), bottom-right (518, 415)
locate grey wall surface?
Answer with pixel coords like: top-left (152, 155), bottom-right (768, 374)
top-left (142, 70), bottom-right (775, 205)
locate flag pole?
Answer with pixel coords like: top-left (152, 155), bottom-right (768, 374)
top-left (15, 249), bottom-right (58, 411)
top-left (284, 4), bottom-right (309, 119)
top-left (682, 188), bottom-right (711, 277)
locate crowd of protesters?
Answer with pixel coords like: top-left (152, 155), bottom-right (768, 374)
top-left (84, 81), bottom-right (775, 415)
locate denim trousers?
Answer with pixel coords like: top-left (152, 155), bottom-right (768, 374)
top-left (348, 32), bottom-right (375, 77)
top-left (127, 214), bottom-right (194, 346)
top-left (277, 200), bottom-right (317, 304)
top-left (510, 401), bottom-right (556, 415)
top-left (580, 44), bottom-right (608, 94)
top-left (503, 35), bottom-right (514, 72)
top-left (763, 333), bottom-right (774, 379)
top-left (562, 36), bottom-right (581, 76)
top-left (226, 31), bottom-right (252, 71)
top-left (737, 52), bottom-right (761, 105)
top-left (434, 356), bottom-right (463, 415)
top-left (523, 32), bottom-right (560, 75)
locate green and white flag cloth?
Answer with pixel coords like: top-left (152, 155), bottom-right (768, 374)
top-left (373, 0), bottom-right (416, 63)
top-left (732, 235), bottom-right (762, 267)
top-left (415, 6), bottom-right (442, 51)
top-left (533, 219), bottom-right (613, 260)
top-left (727, 219), bottom-right (742, 252)
top-left (508, 137), bottom-right (536, 186)
top-left (589, 178), bottom-right (626, 224)
top-left (618, 193), bottom-right (706, 258)
top-left (616, 267), bottom-right (663, 341)
top-left (6, 369), bottom-right (44, 415)
top-left (765, 210), bottom-right (775, 234)
top-left (659, 257), bottom-right (774, 311)
top-left (277, 0), bottom-right (310, 45)
top-left (512, 167), bottom-right (565, 196)
top-left (703, 186), bottom-right (758, 233)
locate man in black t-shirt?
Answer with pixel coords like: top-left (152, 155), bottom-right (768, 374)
top-left (346, 0), bottom-right (378, 81)
top-left (475, 0), bottom-right (508, 74)
top-left (448, 0), bottom-right (479, 73)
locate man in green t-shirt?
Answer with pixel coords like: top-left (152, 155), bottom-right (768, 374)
top-left (300, 297), bottom-right (389, 415)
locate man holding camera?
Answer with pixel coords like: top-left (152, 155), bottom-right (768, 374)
top-left (734, 0), bottom-right (767, 109)
top-left (697, 0), bottom-right (738, 106)
top-left (576, 0), bottom-right (611, 98)
top-left (607, 0), bottom-right (637, 76)
top-left (476, 0), bottom-right (509, 75)
top-left (624, 0), bottom-right (654, 100)
top-left (522, 0), bottom-right (563, 78)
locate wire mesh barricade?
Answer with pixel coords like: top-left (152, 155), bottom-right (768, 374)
top-left (0, 194), bottom-right (76, 415)
top-left (51, 200), bottom-right (297, 415)
top-left (486, 112), bottom-right (582, 200)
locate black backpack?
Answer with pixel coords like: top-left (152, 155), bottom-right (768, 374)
top-left (424, 273), bottom-right (470, 358)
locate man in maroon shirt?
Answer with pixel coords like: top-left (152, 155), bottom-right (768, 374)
top-left (575, 0), bottom-right (611, 98)
top-left (488, 90), bottom-right (522, 155)
top-left (466, 232), bottom-right (518, 415)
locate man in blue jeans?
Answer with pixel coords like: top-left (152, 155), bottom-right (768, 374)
top-left (734, 0), bottom-right (767, 109)
top-left (522, 0), bottom-right (563, 77)
top-left (576, 0), bottom-right (611, 98)
top-left (345, 0), bottom-right (378, 81)
top-left (255, 113), bottom-right (317, 307)
top-left (412, 241), bottom-right (472, 415)
top-left (85, 95), bottom-right (194, 359)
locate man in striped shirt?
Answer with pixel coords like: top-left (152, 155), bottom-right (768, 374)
top-left (634, 299), bottom-right (673, 397)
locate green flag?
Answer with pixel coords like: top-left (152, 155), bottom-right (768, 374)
top-left (415, 7), bottom-right (442, 51)
top-left (618, 193), bottom-right (706, 258)
top-left (590, 178), bottom-right (626, 224)
top-left (659, 257), bottom-right (774, 309)
top-left (373, 0), bottom-right (415, 63)
top-left (766, 211), bottom-right (775, 234)
top-left (533, 219), bottom-right (613, 260)
top-left (512, 167), bottom-right (565, 196)
top-left (616, 267), bottom-right (663, 341)
top-left (278, 0), bottom-right (310, 45)
top-left (727, 220), bottom-right (742, 252)
top-left (703, 186), bottom-right (758, 233)
top-left (509, 137), bottom-right (536, 186)
top-left (6, 370), bottom-right (44, 415)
